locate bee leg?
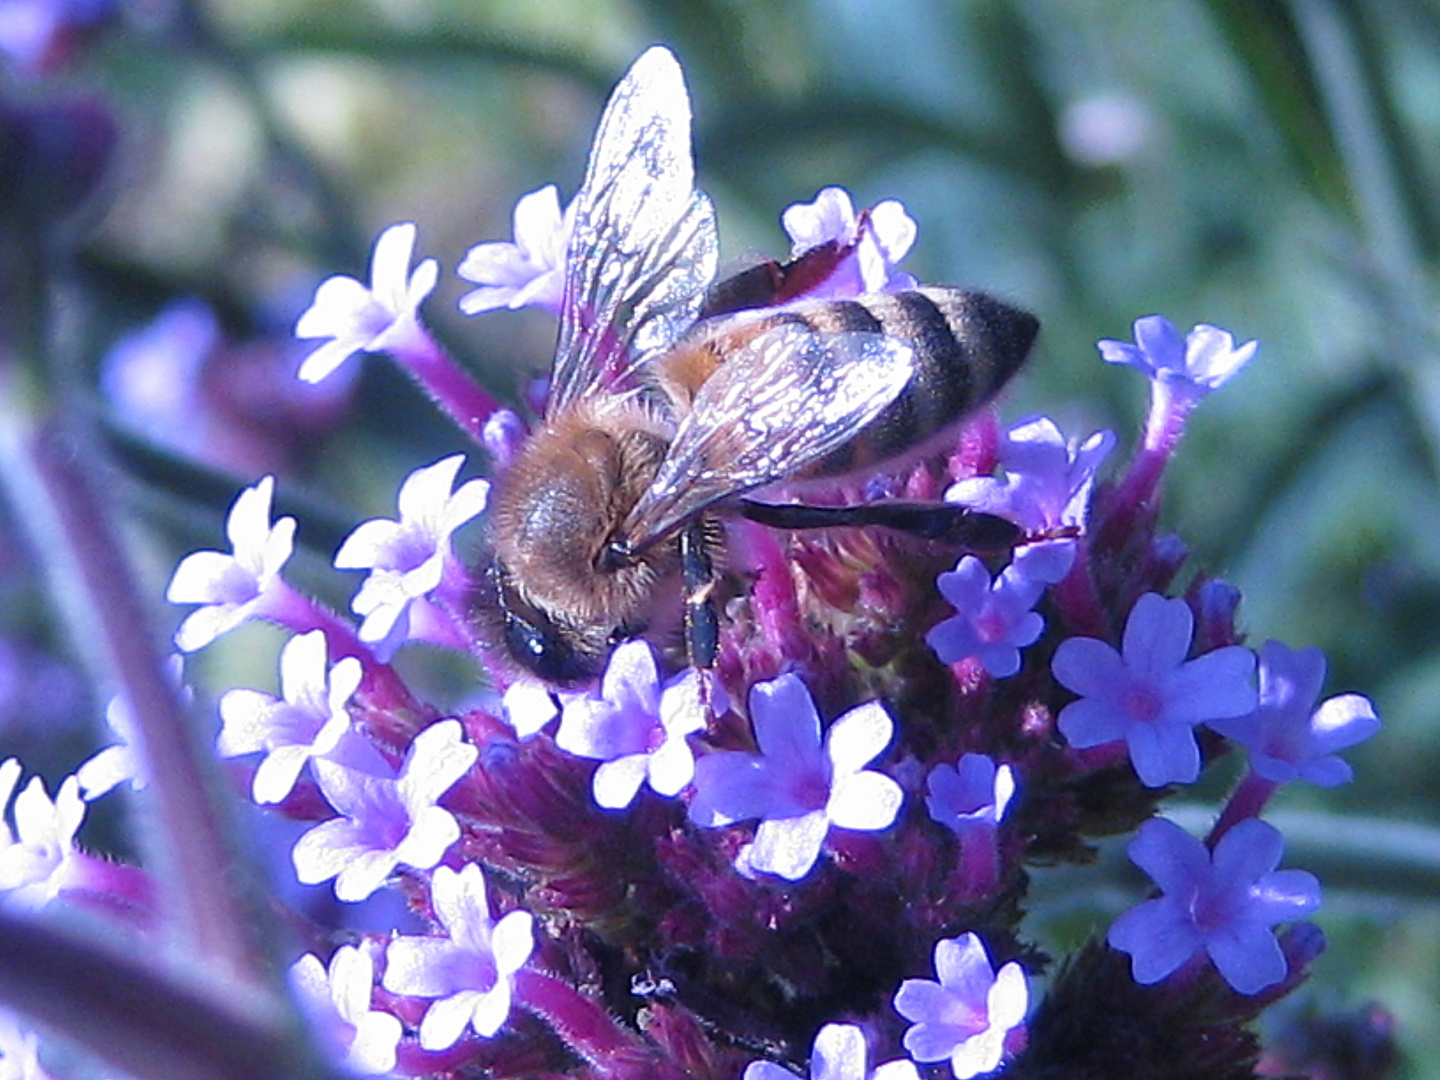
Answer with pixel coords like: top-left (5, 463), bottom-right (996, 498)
top-left (737, 499), bottom-right (1024, 551)
top-left (680, 518), bottom-right (720, 669)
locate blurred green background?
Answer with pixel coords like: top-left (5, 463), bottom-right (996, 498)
top-left (4, 0), bottom-right (1440, 1074)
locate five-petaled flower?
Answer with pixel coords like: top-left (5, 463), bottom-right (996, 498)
top-left (1098, 315), bottom-right (1256, 396)
top-left (290, 945), bottom-right (403, 1075)
top-left (333, 454), bottom-right (490, 649)
top-left (926, 557), bottom-right (1045, 678)
top-left (555, 640), bottom-right (710, 809)
top-left (166, 476), bottom-right (296, 652)
top-left (292, 719), bottom-right (478, 902)
top-left (926, 753), bottom-right (1016, 837)
top-left (1051, 592), bottom-right (1257, 787)
top-left (744, 1023), bottom-right (920, 1080)
top-left (688, 673), bottom-right (903, 881)
top-left (893, 932), bottom-right (1029, 1080)
top-left (217, 630), bottom-right (363, 804)
top-left (1107, 817), bottom-right (1321, 994)
top-left (0, 764), bottom-right (85, 910)
top-left (781, 187), bottom-right (917, 299)
top-left (296, 221), bottom-right (439, 383)
top-left (382, 863), bottom-right (535, 1050)
top-left (1206, 640), bottom-right (1381, 787)
top-left (457, 184), bottom-right (574, 316)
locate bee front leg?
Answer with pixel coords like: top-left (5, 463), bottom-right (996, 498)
top-left (680, 518), bottom-right (720, 670)
top-left (737, 499), bottom-right (1024, 551)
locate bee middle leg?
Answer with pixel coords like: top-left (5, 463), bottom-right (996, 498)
top-left (680, 518), bottom-right (720, 669)
top-left (737, 499), bottom-right (1023, 551)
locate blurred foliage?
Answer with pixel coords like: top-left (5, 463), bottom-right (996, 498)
top-left (6, 0), bottom-right (1440, 1074)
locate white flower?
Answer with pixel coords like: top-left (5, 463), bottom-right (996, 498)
top-left (75, 655), bottom-right (191, 800)
top-left (166, 477), bottom-right (296, 652)
top-left (290, 945), bottom-right (402, 1075)
top-left (334, 455), bottom-right (490, 646)
top-left (457, 185), bottom-right (574, 316)
top-left (0, 769), bottom-right (85, 910)
top-left (296, 222), bottom-right (439, 383)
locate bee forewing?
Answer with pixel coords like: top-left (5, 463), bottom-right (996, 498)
top-left (622, 325), bottom-right (916, 547)
top-left (550, 46), bottom-right (719, 416)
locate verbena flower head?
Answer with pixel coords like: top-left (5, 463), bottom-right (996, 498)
top-left (165, 476), bottom-right (295, 652)
top-left (554, 640), bottom-right (709, 809)
top-left (296, 221), bottom-right (439, 383)
top-left (1052, 592), bottom-right (1257, 786)
top-left (744, 1023), bottom-right (921, 1080)
top-left (1206, 639), bottom-right (1381, 786)
top-left (926, 753), bottom-right (1016, 837)
top-left (926, 557), bottom-right (1045, 678)
top-left (292, 719), bottom-right (477, 901)
top-left (382, 863), bottom-right (535, 1050)
top-left (781, 186), bottom-right (917, 298)
top-left (333, 454), bottom-right (489, 648)
top-left (457, 184), bottom-right (574, 316)
top-left (1108, 817), bottom-right (1321, 994)
top-left (893, 932), bottom-right (1028, 1079)
top-left (216, 630), bottom-right (363, 804)
top-left (290, 945), bottom-right (402, 1075)
top-left (688, 672), bottom-right (903, 881)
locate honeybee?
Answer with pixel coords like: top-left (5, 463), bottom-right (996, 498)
top-left (479, 47), bottom-right (1038, 685)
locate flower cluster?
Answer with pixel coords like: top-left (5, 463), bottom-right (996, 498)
top-left (2, 47), bottom-right (1385, 1080)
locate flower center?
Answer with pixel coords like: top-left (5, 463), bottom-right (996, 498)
top-left (1123, 681), bottom-right (1165, 724)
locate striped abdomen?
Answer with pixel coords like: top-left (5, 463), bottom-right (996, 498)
top-left (674, 287), bottom-right (1038, 477)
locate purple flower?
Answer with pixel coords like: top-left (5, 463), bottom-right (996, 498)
top-left (780, 187), bottom-right (917, 299)
top-left (216, 630), bottom-right (363, 804)
top-left (296, 222), bottom-right (439, 383)
top-left (1206, 640), bottom-right (1380, 787)
top-left (457, 184), bottom-right (575, 316)
top-left (290, 944), bottom-right (402, 1075)
top-left (926, 557), bottom-right (1045, 678)
top-left (1051, 593), bottom-right (1256, 787)
top-left (1108, 817), bottom-right (1321, 994)
top-left (0, 765), bottom-right (85, 910)
top-left (1098, 315), bottom-right (1256, 395)
top-left (333, 455), bottom-right (489, 648)
top-left (925, 754), bottom-right (1016, 837)
top-left (292, 719), bottom-right (478, 902)
top-left (743, 1023), bottom-right (920, 1080)
top-left (382, 863), bottom-right (535, 1049)
top-left (893, 932), bottom-right (1028, 1079)
top-left (688, 673), bottom-right (903, 881)
top-left (555, 641), bottom-right (709, 809)
top-left (166, 476), bottom-right (296, 652)
top-left (946, 415), bottom-right (1115, 536)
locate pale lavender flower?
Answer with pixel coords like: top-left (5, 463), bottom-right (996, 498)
top-left (481, 407), bottom-right (528, 468)
top-left (290, 944), bottom-right (403, 1075)
top-left (75, 655), bottom-right (189, 800)
top-left (555, 640), bottom-right (709, 809)
top-left (925, 754), bottom-right (1016, 837)
top-left (334, 455), bottom-right (489, 647)
top-left (217, 630), bottom-right (363, 804)
top-left (1206, 640), bottom-right (1380, 787)
top-left (781, 187), bottom-right (917, 298)
top-left (0, 1006), bottom-right (53, 1080)
top-left (292, 719), bottom-right (478, 902)
top-left (689, 673), bottom-right (903, 881)
top-left (501, 679), bottom-right (558, 740)
top-left (743, 1023), bottom-right (920, 1080)
top-left (296, 222), bottom-right (439, 383)
top-left (457, 184), bottom-right (574, 316)
top-left (382, 863), bottom-right (535, 1050)
top-left (1051, 593), bottom-right (1256, 787)
top-left (1098, 316), bottom-right (1256, 395)
top-left (926, 557), bottom-right (1045, 678)
top-left (166, 476), bottom-right (296, 652)
top-left (1108, 817), bottom-right (1321, 994)
top-left (0, 769), bottom-right (85, 910)
top-left (893, 932), bottom-right (1028, 1079)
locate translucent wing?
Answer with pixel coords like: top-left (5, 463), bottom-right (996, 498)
top-left (621, 325), bottom-right (916, 548)
top-left (549, 46), bottom-right (719, 417)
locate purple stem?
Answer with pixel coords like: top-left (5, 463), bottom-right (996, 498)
top-left (395, 328), bottom-right (503, 445)
top-left (1207, 770), bottom-right (1279, 848)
